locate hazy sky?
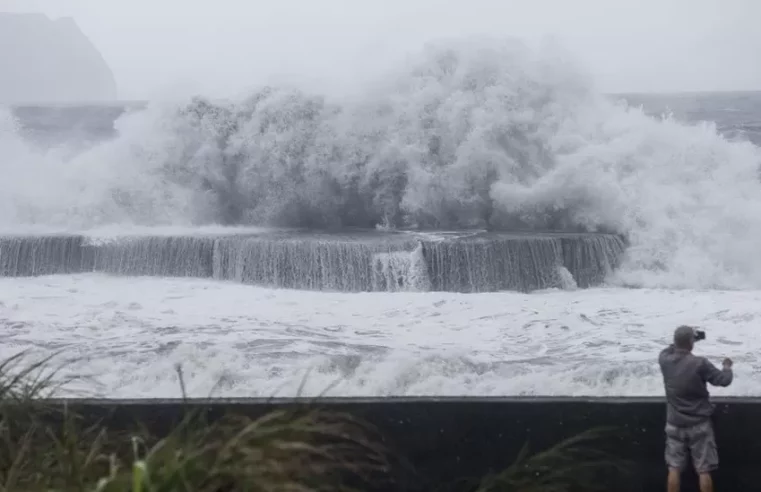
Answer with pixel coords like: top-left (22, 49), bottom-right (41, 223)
top-left (2, 0), bottom-right (759, 100)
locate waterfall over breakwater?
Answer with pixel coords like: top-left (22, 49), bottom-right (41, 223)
top-left (211, 234), bottom-right (427, 292)
top-left (0, 231), bottom-right (625, 292)
top-left (422, 233), bottom-right (623, 292)
top-left (0, 235), bottom-right (87, 276)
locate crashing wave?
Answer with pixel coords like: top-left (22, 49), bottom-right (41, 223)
top-left (1, 37), bottom-right (761, 289)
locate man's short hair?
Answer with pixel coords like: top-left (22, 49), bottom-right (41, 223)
top-left (674, 325), bottom-right (695, 349)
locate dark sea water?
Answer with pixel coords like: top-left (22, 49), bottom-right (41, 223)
top-left (618, 91), bottom-right (761, 146)
top-left (8, 91), bottom-right (761, 148)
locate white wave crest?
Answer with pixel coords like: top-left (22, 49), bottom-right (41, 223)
top-left (1, 37), bottom-right (761, 289)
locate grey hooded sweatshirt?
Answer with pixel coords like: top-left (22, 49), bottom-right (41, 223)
top-left (658, 345), bottom-right (733, 428)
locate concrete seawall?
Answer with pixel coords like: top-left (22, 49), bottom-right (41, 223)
top-left (36, 396), bottom-right (759, 491)
top-left (0, 231), bottom-right (626, 292)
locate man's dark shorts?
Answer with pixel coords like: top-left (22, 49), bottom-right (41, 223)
top-left (665, 420), bottom-right (718, 473)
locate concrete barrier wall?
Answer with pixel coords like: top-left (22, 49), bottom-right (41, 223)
top-left (39, 396), bottom-right (760, 492)
top-left (0, 233), bottom-right (626, 292)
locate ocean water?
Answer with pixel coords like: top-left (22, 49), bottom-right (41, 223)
top-left (1, 274), bottom-right (759, 398)
top-left (1, 38), bottom-right (760, 398)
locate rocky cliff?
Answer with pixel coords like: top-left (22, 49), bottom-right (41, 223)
top-left (0, 13), bottom-right (117, 104)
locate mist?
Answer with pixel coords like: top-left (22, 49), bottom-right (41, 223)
top-left (2, 0), bottom-right (760, 101)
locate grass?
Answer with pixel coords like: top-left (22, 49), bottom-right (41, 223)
top-left (0, 351), bottom-right (633, 491)
top-left (473, 427), bottom-right (634, 492)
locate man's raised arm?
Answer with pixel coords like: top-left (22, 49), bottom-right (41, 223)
top-left (701, 357), bottom-right (733, 387)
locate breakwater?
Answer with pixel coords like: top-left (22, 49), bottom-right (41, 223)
top-left (0, 230), bottom-right (626, 292)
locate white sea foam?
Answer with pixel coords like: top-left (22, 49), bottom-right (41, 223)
top-left (0, 273), bottom-right (756, 398)
top-left (1, 37), bottom-right (761, 289)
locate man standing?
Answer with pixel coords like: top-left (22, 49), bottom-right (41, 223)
top-left (659, 325), bottom-right (733, 492)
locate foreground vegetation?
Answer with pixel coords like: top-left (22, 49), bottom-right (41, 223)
top-left (0, 351), bottom-right (632, 491)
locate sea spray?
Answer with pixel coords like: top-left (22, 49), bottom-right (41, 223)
top-left (1, 37), bottom-right (761, 288)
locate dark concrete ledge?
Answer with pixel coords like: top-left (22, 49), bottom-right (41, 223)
top-left (40, 395), bottom-right (756, 404)
top-left (25, 396), bottom-right (760, 491)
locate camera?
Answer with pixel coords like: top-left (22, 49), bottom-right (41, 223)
top-left (694, 329), bottom-right (706, 341)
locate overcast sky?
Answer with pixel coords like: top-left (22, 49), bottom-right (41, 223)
top-left (2, 0), bottom-right (759, 100)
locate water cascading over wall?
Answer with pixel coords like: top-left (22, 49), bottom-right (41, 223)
top-left (0, 235), bottom-right (88, 276)
top-left (211, 234), bottom-right (430, 292)
top-left (0, 231), bottom-right (627, 293)
top-left (421, 233), bottom-right (626, 292)
top-left (561, 234), bottom-right (628, 288)
top-left (86, 236), bottom-right (217, 278)
top-left (424, 235), bottom-right (565, 292)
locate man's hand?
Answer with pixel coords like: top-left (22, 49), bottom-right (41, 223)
top-left (723, 358), bottom-right (733, 369)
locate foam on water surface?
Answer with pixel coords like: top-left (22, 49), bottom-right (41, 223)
top-left (0, 274), bottom-right (756, 398)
